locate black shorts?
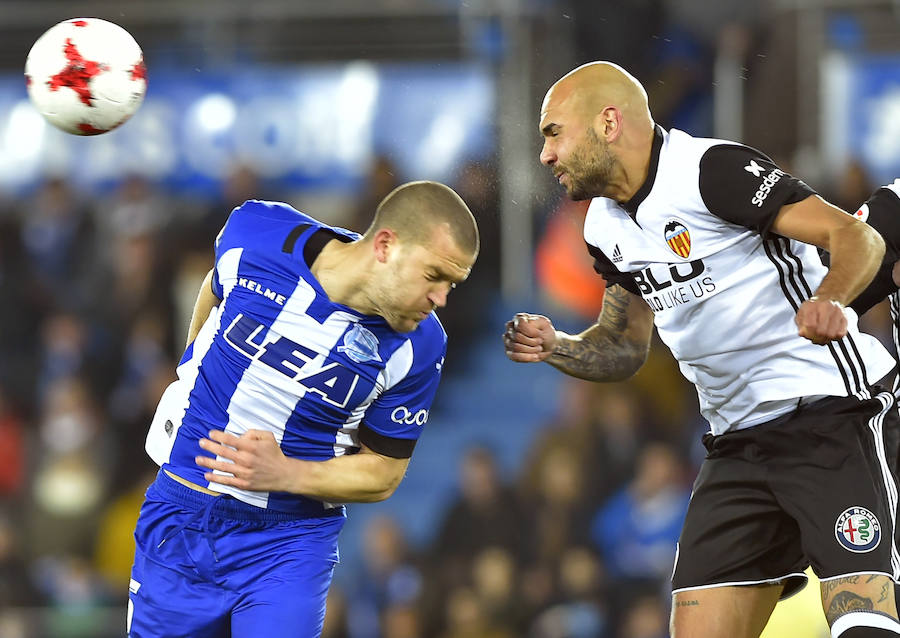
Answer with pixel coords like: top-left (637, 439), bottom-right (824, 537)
top-left (672, 389), bottom-right (900, 599)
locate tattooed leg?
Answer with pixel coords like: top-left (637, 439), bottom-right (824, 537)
top-left (821, 574), bottom-right (898, 628)
top-left (670, 584), bottom-right (782, 638)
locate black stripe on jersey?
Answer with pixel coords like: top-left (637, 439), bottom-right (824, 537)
top-left (783, 235), bottom-right (872, 390)
top-left (282, 223), bottom-right (311, 253)
top-left (771, 238), bottom-right (870, 390)
top-left (764, 237), bottom-right (854, 395)
top-left (845, 333), bottom-right (872, 388)
top-left (890, 293), bottom-right (900, 395)
top-left (770, 238), bottom-right (809, 306)
top-left (358, 423), bottom-right (417, 459)
top-left (781, 236), bottom-right (872, 392)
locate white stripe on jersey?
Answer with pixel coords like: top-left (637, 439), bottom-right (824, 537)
top-left (890, 293), bottom-right (900, 397)
top-left (331, 339), bottom-right (415, 457)
top-left (145, 303), bottom-right (222, 466)
top-left (218, 248), bottom-right (242, 297)
top-left (211, 276), bottom-right (366, 506)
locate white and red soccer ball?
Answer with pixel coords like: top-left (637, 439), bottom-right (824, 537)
top-left (25, 18), bottom-right (147, 136)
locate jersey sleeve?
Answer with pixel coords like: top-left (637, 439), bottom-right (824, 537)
top-left (586, 243), bottom-right (641, 295)
top-left (698, 144), bottom-right (816, 237)
top-left (844, 185), bottom-right (900, 314)
top-left (358, 330), bottom-right (447, 459)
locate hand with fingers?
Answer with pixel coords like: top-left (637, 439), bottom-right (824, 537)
top-left (795, 297), bottom-right (849, 345)
top-left (196, 429), bottom-right (293, 492)
top-left (503, 312), bottom-right (558, 363)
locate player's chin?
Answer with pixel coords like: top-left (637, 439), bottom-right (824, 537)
top-left (391, 318), bottom-right (421, 333)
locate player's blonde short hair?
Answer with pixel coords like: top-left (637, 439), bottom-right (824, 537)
top-left (366, 181), bottom-right (480, 256)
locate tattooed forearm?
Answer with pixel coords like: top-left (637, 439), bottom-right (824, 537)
top-left (547, 285), bottom-right (652, 382)
top-left (548, 330), bottom-right (645, 381)
top-left (674, 600), bottom-right (699, 608)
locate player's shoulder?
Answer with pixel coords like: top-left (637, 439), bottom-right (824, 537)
top-left (412, 313), bottom-right (447, 346)
top-left (217, 199), bottom-right (356, 250)
top-left (666, 128), bottom-right (766, 164)
top-left (406, 313), bottom-right (448, 363)
top-left (669, 129), bottom-right (776, 170)
top-left (227, 199), bottom-right (318, 227)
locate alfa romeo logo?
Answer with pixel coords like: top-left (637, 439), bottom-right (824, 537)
top-left (835, 506), bottom-right (881, 553)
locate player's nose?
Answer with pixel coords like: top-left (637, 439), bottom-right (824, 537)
top-left (540, 141), bottom-right (556, 166)
top-left (428, 288), bottom-right (448, 309)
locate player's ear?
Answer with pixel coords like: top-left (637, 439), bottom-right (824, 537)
top-left (594, 106), bottom-right (621, 142)
top-left (372, 228), bottom-right (398, 263)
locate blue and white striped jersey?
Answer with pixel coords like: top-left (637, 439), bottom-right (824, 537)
top-left (145, 200), bottom-right (447, 513)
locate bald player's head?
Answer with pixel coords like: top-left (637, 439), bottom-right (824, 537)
top-left (539, 61), bottom-right (656, 202)
top-left (365, 181), bottom-right (479, 257)
top-left (543, 61), bottom-right (652, 134)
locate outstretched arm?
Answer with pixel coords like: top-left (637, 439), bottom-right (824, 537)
top-left (196, 430), bottom-right (410, 503)
top-left (504, 284), bottom-right (654, 381)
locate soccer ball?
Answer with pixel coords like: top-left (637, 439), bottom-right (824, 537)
top-left (25, 18), bottom-right (147, 136)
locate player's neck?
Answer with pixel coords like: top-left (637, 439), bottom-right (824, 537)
top-left (310, 239), bottom-right (378, 315)
top-left (611, 127), bottom-right (655, 203)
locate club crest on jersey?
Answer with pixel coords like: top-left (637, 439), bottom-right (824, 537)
top-left (834, 506), bottom-right (881, 553)
top-left (664, 219), bottom-right (691, 258)
top-left (854, 203), bottom-right (870, 223)
top-left (337, 324), bottom-right (382, 364)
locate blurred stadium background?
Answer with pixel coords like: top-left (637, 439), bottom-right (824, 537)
top-left (1, 0), bottom-right (900, 636)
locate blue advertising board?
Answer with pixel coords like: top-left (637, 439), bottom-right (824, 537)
top-left (0, 62), bottom-right (495, 196)
top-left (823, 52), bottom-right (900, 186)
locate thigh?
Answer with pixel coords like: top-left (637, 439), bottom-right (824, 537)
top-left (231, 552), bottom-right (337, 638)
top-left (672, 456), bottom-right (808, 598)
top-left (129, 539), bottom-right (231, 638)
top-left (820, 574), bottom-right (898, 627)
top-left (773, 392), bottom-right (899, 581)
top-left (671, 583), bottom-right (782, 638)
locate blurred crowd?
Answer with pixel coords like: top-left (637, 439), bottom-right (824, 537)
top-left (1, 1), bottom-right (898, 636)
top-left (0, 153), bottom-right (509, 637)
top-left (320, 375), bottom-right (699, 638)
top-left (1, 150), bottom-right (887, 638)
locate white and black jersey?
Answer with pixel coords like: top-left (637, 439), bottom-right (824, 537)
top-left (585, 126), bottom-right (896, 434)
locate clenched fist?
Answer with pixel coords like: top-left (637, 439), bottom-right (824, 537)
top-left (503, 313), bottom-right (558, 363)
top-left (795, 297), bottom-right (848, 345)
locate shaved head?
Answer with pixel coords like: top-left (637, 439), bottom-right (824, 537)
top-left (539, 61), bottom-right (656, 202)
top-left (366, 181), bottom-right (479, 256)
top-left (542, 61), bottom-right (652, 135)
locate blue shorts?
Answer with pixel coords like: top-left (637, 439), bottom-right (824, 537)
top-left (128, 471), bottom-right (346, 638)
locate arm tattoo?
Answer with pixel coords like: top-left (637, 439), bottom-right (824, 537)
top-left (548, 285), bottom-right (650, 382)
top-left (674, 600), bottom-right (699, 608)
top-left (597, 283), bottom-right (630, 334)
